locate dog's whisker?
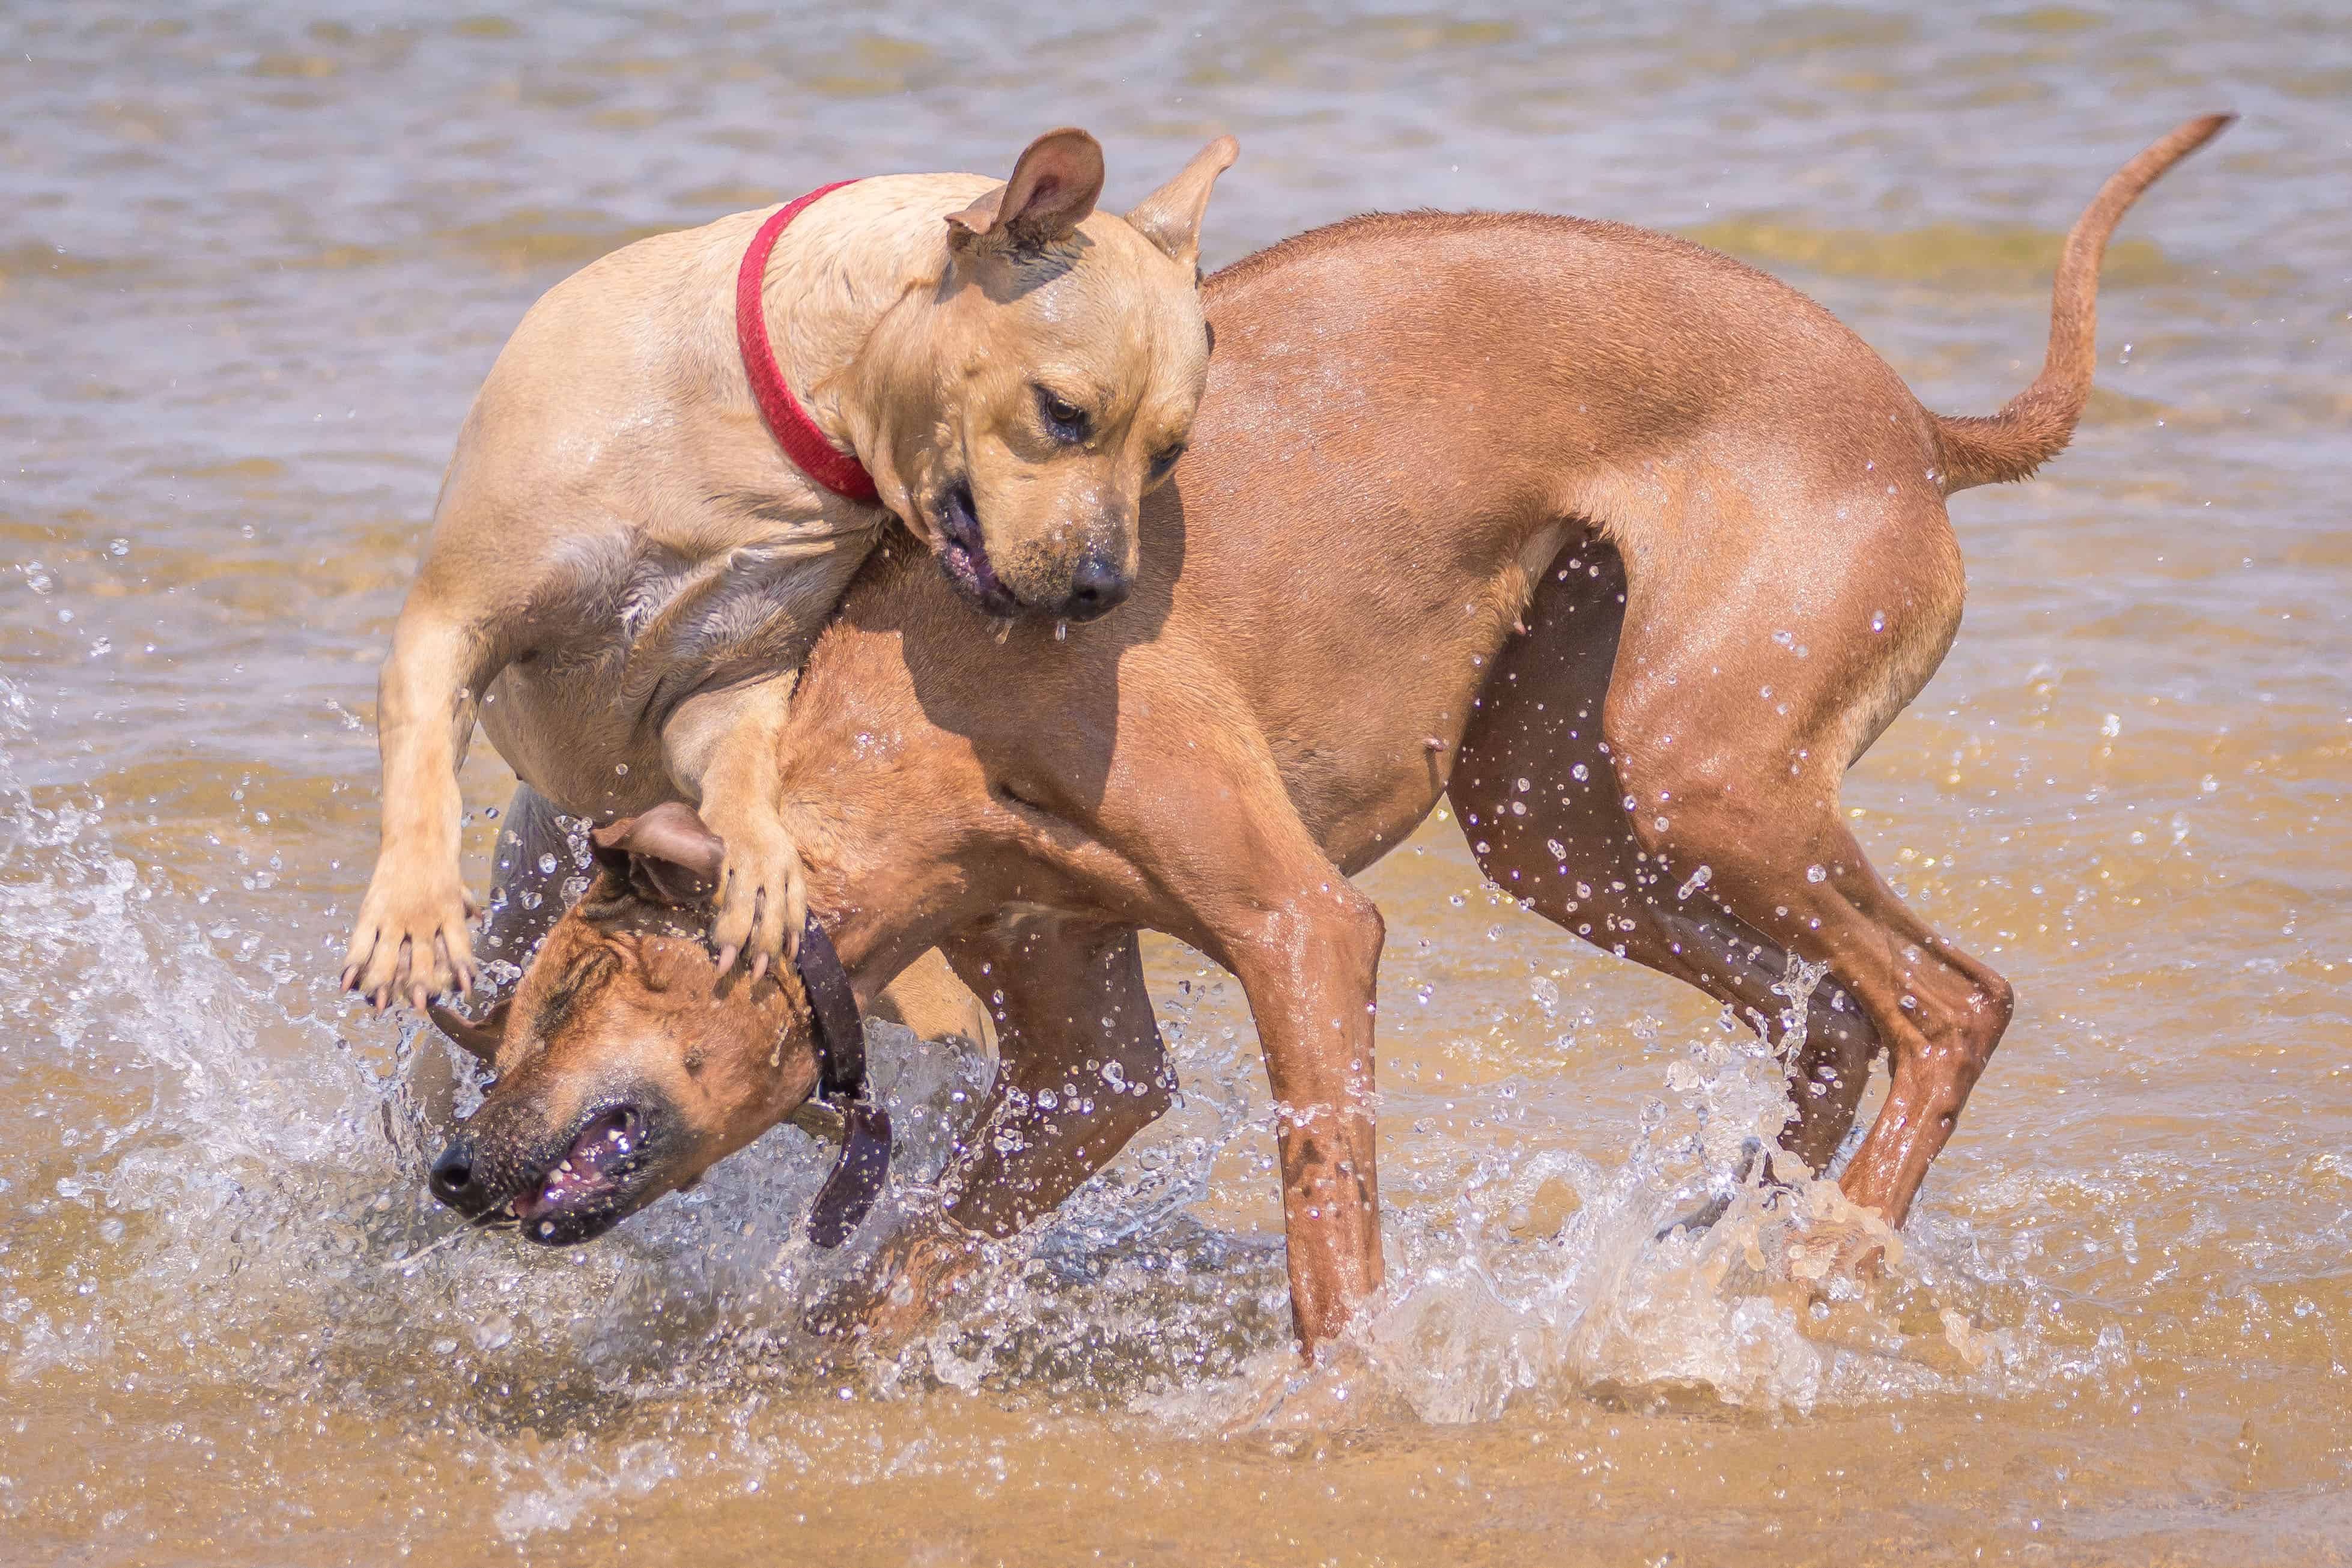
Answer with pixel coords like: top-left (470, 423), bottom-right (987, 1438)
top-left (381, 1206), bottom-right (517, 1272)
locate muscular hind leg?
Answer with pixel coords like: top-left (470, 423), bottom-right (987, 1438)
top-left (1455, 545), bottom-right (1879, 1171)
top-left (1596, 488), bottom-right (2014, 1229)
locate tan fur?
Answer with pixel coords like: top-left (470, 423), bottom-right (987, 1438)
top-left (444, 120), bottom-right (2222, 1356)
top-left (342, 131), bottom-right (1238, 1010)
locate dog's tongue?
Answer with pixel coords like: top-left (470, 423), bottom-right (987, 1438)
top-left (511, 1108), bottom-right (636, 1222)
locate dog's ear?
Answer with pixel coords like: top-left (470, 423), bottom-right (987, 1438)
top-left (1124, 135), bottom-right (1239, 273)
top-left (946, 127), bottom-right (1104, 253)
top-left (427, 997), bottom-right (511, 1065)
top-left (591, 802), bottom-right (726, 907)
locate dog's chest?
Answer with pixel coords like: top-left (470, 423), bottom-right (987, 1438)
top-left (619, 533), bottom-right (874, 666)
top-left (486, 526), bottom-right (882, 795)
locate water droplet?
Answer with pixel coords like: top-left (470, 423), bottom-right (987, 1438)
top-left (538, 853), bottom-right (558, 875)
top-left (1806, 865), bottom-right (1828, 883)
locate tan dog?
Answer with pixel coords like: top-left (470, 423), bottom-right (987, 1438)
top-left (422, 119), bottom-right (2225, 1356)
top-left (341, 129), bottom-right (1238, 1010)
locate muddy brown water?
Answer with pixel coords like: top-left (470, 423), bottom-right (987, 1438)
top-left (2, 4), bottom-right (2347, 1564)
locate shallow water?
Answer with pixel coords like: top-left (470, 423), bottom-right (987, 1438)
top-left (3, 2), bottom-right (2348, 1563)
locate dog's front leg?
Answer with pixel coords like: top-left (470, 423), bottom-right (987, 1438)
top-left (343, 603), bottom-right (500, 1010)
top-left (661, 675), bottom-right (807, 976)
top-left (1211, 873), bottom-right (1387, 1357)
top-left (935, 919), bottom-right (1171, 1232)
top-left (818, 918), bottom-right (1168, 1345)
top-left (1117, 759), bottom-right (1390, 1357)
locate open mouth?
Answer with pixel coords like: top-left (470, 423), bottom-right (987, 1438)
top-left (509, 1106), bottom-right (651, 1245)
top-left (932, 480), bottom-right (1023, 619)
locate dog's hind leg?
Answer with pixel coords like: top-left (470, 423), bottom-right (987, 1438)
top-left (1590, 482), bottom-right (2013, 1231)
top-left (474, 784), bottom-right (579, 996)
top-left (1454, 544), bottom-right (1879, 1173)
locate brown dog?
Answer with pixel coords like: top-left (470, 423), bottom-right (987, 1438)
top-left (423, 118), bottom-right (2226, 1356)
top-left (341, 129), bottom-right (1238, 1010)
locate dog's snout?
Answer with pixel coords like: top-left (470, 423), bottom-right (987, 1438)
top-left (429, 1135), bottom-right (488, 1215)
top-left (1061, 548), bottom-right (1131, 622)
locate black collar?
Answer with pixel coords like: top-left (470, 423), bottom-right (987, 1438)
top-left (794, 913), bottom-right (891, 1248)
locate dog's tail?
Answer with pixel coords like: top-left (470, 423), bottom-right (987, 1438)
top-left (1932, 113), bottom-right (2232, 494)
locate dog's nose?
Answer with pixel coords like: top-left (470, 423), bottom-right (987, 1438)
top-left (1060, 548), bottom-right (1130, 622)
top-left (429, 1135), bottom-right (488, 1214)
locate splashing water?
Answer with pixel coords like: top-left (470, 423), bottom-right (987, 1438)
top-left (0, 667), bottom-right (2127, 1543)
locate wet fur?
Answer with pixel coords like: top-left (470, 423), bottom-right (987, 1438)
top-left (464, 120), bottom-right (2226, 1356)
top-left (342, 133), bottom-right (1238, 1009)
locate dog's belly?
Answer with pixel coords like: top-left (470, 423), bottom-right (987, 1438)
top-left (1269, 527), bottom-right (1577, 878)
top-left (478, 531), bottom-right (876, 822)
top-left (480, 659), bottom-right (675, 822)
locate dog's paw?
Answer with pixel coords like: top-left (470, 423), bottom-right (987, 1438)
top-left (806, 1223), bottom-right (988, 1351)
top-left (701, 807), bottom-right (806, 979)
top-left (1785, 1188), bottom-right (1901, 1288)
top-left (341, 862), bottom-right (479, 1013)
top-left (1221, 1339), bottom-right (1403, 1438)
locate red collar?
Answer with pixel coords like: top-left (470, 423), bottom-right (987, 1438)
top-left (735, 180), bottom-right (880, 505)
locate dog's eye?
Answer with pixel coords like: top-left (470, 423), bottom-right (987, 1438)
top-left (1147, 443), bottom-right (1187, 480)
top-left (1034, 386), bottom-right (1090, 443)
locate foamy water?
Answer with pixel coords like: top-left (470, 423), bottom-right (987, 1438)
top-left (4, 1), bottom-right (2349, 1562)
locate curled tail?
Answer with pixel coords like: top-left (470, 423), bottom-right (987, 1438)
top-left (1934, 113), bottom-right (2233, 493)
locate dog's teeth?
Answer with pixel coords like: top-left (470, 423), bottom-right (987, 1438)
top-left (558, 1161), bottom-right (573, 1174)
top-left (607, 1129), bottom-right (622, 1144)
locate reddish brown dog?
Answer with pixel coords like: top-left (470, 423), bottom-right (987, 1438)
top-left (424, 118), bottom-right (2226, 1356)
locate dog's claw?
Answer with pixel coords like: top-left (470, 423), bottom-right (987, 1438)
top-left (698, 809), bottom-right (803, 983)
top-left (341, 864), bottom-right (478, 1015)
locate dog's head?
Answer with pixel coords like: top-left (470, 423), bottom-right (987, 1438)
top-left (424, 807), bottom-right (830, 1246)
top-left (854, 128), bottom-right (1238, 623)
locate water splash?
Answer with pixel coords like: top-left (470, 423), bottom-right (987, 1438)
top-left (0, 676), bottom-right (2107, 1542)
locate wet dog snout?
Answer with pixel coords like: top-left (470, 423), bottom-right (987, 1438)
top-left (429, 1134), bottom-right (491, 1216)
top-left (1060, 547), bottom-right (1131, 621)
